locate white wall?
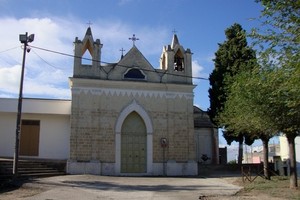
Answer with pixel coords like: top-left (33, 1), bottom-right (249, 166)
top-left (280, 136), bottom-right (300, 177)
top-left (297, 137), bottom-right (300, 174)
top-left (0, 112), bottom-right (70, 160)
top-left (0, 98), bottom-right (71, 160)
top-left (195, 128), bottom-right (213, 164)
top-left (28, 114), bottom-right (70, 159)
top-left (0, 112), bottom-right (16, 157)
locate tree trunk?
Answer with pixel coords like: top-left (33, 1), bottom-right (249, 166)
top-left (287, 134), bottom-right (298, 189)
top-left (262, 138), bottom-right (270, 180)
top-left (238, 140), bottom-right (243, 165)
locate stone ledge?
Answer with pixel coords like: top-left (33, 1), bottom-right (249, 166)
top-left (67, 160), bottom-right (101, 175)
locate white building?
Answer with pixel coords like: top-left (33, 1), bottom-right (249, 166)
top-left (279, 136), bottom-right (300, 177)
top-left (0, 98), bottom-right (71, 160)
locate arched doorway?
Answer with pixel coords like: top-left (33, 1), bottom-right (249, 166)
top-left (121, 111), bottom-right (146, 173)
top-left (115, 100), bottom-right (153, 175)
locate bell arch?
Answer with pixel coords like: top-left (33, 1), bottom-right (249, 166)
top-left (174, 49), bottom-right (184, 71)
top-left (115, 100), bottom-right (153, 175)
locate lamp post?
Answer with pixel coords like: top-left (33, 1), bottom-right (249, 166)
top-left (13, 32), bottom-right (34, 179)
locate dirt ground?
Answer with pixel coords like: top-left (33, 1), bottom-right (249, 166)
top-left (0, 177), bottom-right (293, 200)
top-left (206, 177), bottom-right (284, 200)
top-left (208, 177), bottom-right (298, 200)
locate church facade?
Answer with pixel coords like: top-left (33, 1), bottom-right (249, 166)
top-left (68, 28), bottom-right (197, 176)
top-left (0, 28), bottom-right (219, 176)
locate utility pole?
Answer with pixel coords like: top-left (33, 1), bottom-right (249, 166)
top-left (13, 32), bottom-right (34, 179)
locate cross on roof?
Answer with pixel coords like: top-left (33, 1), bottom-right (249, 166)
top-left (172, 29), bottom-right (177, 34)
top-left (87, 21), bottom-right (93, 27)
top-left (129, 34), bottom-right (139, 46)
top-left (120, 48), bottom-right (125, 55)
top-left (120, 48), bottom-right (125, 59)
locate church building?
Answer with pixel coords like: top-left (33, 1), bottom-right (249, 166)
top-left (0, 27), bottom-right (218, 176)
top-left (68, 27), bottom-right (197, 176)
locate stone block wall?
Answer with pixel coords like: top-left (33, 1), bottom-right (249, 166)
top-left (69, 78), bottom-right (196, 175)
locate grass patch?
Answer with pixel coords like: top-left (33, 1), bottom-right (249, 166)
top-left (240, 176), bottom-right (300, 200)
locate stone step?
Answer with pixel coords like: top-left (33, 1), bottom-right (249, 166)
top-left (18, 169), bottom-right (62, 174)
top-left (0, 158), bottom-right (66, 183)
top-left (19, 171), bottom-right (66, 178)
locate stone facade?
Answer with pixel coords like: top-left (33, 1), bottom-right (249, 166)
top-left (67, 28), bottom-right (197, 176)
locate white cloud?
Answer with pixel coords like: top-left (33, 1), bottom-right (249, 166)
top-left (192, 60), bottom-right (209, 83)
top-left (0, 16), bottom-right (169, 99)
top-left (204, 55), bottom-right (215, 63)
top-left (0, 17), bottom-right (78, 99)
top-left (0, 65), bottom-right (21, 92)
top-left (91, 19), bottom-right (169, 65)
top-left (24, 80), bottom-right (70, 99)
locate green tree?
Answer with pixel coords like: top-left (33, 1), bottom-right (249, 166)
top-left (268, 66), bottom-right (300, 188)
top-left (251, 0), bottom-right (300, 189)
top-left (208, 23), bottom-right (257, 164)
top-left (218, 68), bottom-right (277, 179)
top-left (252, 0), bottom-right (300, 67)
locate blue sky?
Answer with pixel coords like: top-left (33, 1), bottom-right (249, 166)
top-left (0, 0), bottom-right (273, 157)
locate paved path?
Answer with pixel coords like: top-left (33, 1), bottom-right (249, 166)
top-left (23, 175), bottom-right (242, 200)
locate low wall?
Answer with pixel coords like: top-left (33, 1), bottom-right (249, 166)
top-left (198, 164), bottom-right (266, 177)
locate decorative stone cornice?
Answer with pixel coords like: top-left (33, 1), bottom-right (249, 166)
top-left (71, 87), bottom-right (194, 99)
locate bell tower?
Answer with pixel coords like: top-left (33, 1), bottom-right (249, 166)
top-left (159, 34), bottom-right (192, 84)
top-left (73, 27), bottom-right (103, 78)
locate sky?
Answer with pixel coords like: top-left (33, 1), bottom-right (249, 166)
top-left (0, 0), bottom-right (276, 160)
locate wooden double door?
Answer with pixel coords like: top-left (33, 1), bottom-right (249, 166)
top-left (20, 120), bottom-right (40, 156)
top-left (121, 112), bottom-right (146, 173)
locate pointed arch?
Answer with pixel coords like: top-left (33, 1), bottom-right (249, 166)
top-left (82, 47), bottom-right (93, 65)
top-left (115, 100), bottom-right (153, 175)
top-left (82, 40), bottom-right (94, 56)
top-left (174, 48), bottom-right (184, 71)
top-left (115, 100), bottom-right (153, 133)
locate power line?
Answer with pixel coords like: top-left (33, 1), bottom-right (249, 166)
top-left (29, 45), bottom-right (208, 80)
top-left (31, 49), bottom-right (64, 70)
top-left (0, 46), bottom-right (20, 54)
top-left (0, 46), bottom-right (22, 66)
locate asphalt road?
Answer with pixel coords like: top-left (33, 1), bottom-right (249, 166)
top-left (19, 175), bottom-right (242, 200)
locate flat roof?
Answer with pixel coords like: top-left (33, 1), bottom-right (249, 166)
top-left (0, 98), bottom-right (71, 115)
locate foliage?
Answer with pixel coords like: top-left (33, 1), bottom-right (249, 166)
top-left (251, 0), bottom-right (300, 188)
top-left (223, 130), bottom-right (257, 146)
top-left (218, 66), bottom-right (277, 178)
top-left (208, 23), bottom-right (257, 152)
top-left (208, 23), bottom-right (256, 126)
top-left (267, 67), bottom-right (300, 136)
top-left (208, 23), bottom-right (258, 165)
top-left (227, 160), bottom-right (237, 165)
top-left (251, 0), bottom-right (300, 67)
top-left (218, 67), bottom-right (276, 137)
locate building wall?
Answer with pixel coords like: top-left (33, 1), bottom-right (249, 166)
top-left (37, 114), bottom-right (70, 159)
top-left (68, 28), bottom-right (198, 176)
top-left (280, 136), bottom-right (300, 177)
top-left (69, 78), bottom-right (196, 175)
top-left (195, 128), bottom-right (213, 164)
top-left (195, 128), bottom-right (219, 164)
top-left (0, 112), bottom-right (70, 159)
top-left (0, 98), bottom-right (71, 160)
top-left (0, 112), bottom-right (16, 158)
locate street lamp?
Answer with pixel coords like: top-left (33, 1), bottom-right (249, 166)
top-left (13, 32), bottom-right (34, 179)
